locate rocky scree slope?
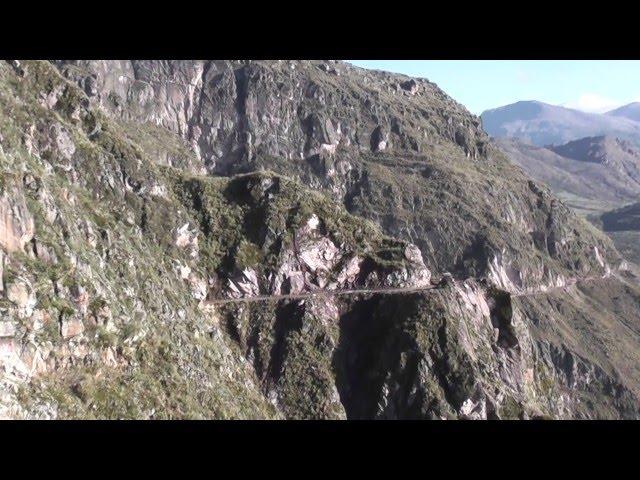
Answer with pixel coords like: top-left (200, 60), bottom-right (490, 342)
top-left (0, 60), bottom-right (638, 418)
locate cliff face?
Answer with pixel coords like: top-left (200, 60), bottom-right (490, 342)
top-left (56, 60), bottom-right (619, 292)
top-left (0, 60), bottom-right (639, 419)
top-left (54, 60), bottom-right (488, 170)
top-left (218, 275), bottom-right (640, 420)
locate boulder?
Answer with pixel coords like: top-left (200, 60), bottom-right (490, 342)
top-left (283, 272), bottom-right (305, 295)
top-left (174, 222), bottom-right (199, 257)
top-left (6, 281), bottom-right (36, 317)
top-left (400, 79), bottom-right (419, 95)
top-left (61, 317), bottom-right (84, 339)
top-left (370, 126), bottom-right (388, 152)
top-left (227, 268), bottom-right (260, 297)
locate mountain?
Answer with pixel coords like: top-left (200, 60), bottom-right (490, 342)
top-left (1, 60), bottom-right (639, 419)
top-left (549, 135), bottom-right (640, 171)
top-left (481, 100), bottom-right (640, 147)
top-left (53, 61), bottom-right (617, 290)
top-left (494, 135), bottom-right (640, 267)
top-left (495, 136), bottom-right (640, 215)
top-left (607, 102), bottom-right (640, 122)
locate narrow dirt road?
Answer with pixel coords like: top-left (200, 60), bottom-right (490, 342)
top-left (205, 285), bottom-right (438, 305)
top-left (204, 274), bottom-right (613, 305)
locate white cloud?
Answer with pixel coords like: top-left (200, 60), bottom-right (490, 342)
top-left (562, 93), bottom-right (624, 113)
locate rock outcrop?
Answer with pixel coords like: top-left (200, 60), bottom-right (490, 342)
top-left (220, 277), bottom-right (640, 419)
top-left (0, 182), bottom-right (35, 253)
top-left (55, 60), bottom-right (488, 172)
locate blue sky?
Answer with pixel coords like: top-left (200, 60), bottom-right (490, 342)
top-left (348, 61), bottom-right (640, 115)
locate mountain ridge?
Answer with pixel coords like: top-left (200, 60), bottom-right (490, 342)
top-left (606, 102), bottom-right (640, 122)
top-left (481, 100), bottom-right (640, 147)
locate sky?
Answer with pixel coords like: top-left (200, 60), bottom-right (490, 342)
top-left (348, 61), bottom-right (640, 115)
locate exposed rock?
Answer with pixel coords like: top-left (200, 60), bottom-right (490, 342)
top-left (70, 285), bottom-right (89, 316)
top-left (0, 186), bottom-right (35, 253)
top-left (370, 126), bottom-right (388, 152)
top-left (0, 59), bottom-right (635, 420)
top-left (334, 256), bottom-right (362, 287)
top-left (188, 274), bottom-right (208, 301)
top-left (400, 79), bottom-right (419, 95)
top-left (60, 317), bottom-right (84, 338)
top-left (174, 222), bottom-right (199, 257)
top-left (90, 303), bottom-right (112, 327)
top-left (0, 322), bottom-right (15, 338)
top-left (55, 60), bottom-right (487, 174)
top-left (6, 280), bottom-right (36, 317)
top-left (227, 268), bottom-right (260, 298)
top-left (7, 60), bottom-right (24, 77)
top-left (31, 239), bottom-right (56, 264)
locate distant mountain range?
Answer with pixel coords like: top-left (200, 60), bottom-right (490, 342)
top-left (496, 135), bottom-right (640, 216)
top-left (481, 100), bottom-right (640, 147)
top-left (490, 118), bottom-right (640, 266)
top-left (607, 102), bottom-right (640, 123)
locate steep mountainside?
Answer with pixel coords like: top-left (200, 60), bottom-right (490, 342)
top-left (549, 135), bottom-right (640, 172)
top-left (493, 135), bottom-right (640, 266)
top-left (481, 101), bottom-right (640, 147)
top-left (55, 61), bottom-right (619, 292)
top-left (1, 60), bottom-right (639, 419)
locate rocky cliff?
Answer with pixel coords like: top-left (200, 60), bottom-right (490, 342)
top-left (55, 60), bottom-right (620, 292)
top-left (0, 60), bottom-right (639, 419)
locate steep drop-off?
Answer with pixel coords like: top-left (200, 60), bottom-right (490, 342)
top-left (0, 60), bottom-right (638, 419)
top-left (55, 60), bottom-right (620, 292)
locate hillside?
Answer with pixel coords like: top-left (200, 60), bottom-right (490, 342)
top-left (55, 61), bottom-right (618, 291)
top-left (493, 135), bottom-right (640, 266)
top-left (601, 202), bottom-right (640, 231)
top-left (0, 60), bottom-right (638, 419)
top-left (595, 201), bottom-right (640, 265)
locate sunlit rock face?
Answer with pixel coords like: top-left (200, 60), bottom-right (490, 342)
top-left (56, 60), bottom-right (618, 291)
top-left (0, 60), bottom-right (637, 419)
